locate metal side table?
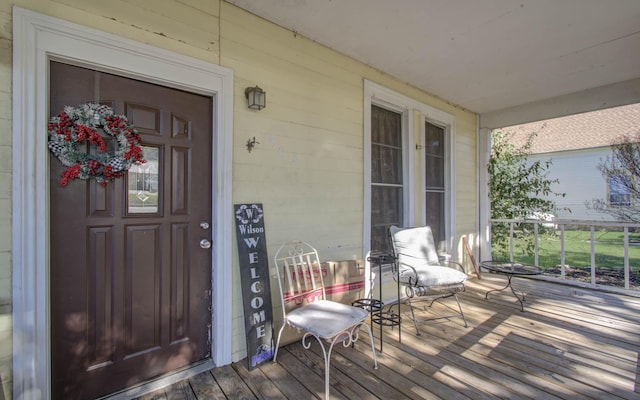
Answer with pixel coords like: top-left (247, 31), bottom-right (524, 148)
top-left (352, 252), bottom-right (401, 352)
top-left (480, 260), bottom-right (542, 311)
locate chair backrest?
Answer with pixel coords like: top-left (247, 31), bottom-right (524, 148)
top-left (389, 226), bottom-right (441, 269)
top-left (273, 240), bottom-right (327, 315)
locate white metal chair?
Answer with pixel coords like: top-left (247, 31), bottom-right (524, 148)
top-left (389, 226), bottom-right (469, 335)
top-left (273, 240), bottom-right (378, 400)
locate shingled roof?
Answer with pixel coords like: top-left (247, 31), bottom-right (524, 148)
top-left (497, 103), bottom-right (640, 154)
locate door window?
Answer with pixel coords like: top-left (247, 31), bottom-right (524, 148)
top-left (127, 145), bottom-right (161, 214)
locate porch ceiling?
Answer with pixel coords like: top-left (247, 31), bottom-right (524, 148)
top-left (227, 0), bottom-right (640, 121)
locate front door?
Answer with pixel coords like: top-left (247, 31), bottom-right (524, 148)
top-left (49, 61), bottom-right (213, 399)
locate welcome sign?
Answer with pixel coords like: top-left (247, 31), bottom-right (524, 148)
top-left (234, 203), bottom-right (274, 370)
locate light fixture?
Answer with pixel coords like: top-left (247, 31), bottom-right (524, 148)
top-left (245, 86), bottom-right (266, 110)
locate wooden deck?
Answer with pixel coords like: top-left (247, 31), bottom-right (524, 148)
top-left (137, 275), bottom-right (640, 399)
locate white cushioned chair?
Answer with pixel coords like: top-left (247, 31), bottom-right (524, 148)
top-left (273, 240), bottom-right (378, 400)
top-left (389, 226), bottom-right (468, 335)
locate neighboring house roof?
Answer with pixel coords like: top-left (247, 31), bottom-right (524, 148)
top-left (498, 103), bottom-right (640, 154)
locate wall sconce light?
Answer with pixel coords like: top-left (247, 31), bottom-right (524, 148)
top-left (245, 86), bottom-right (266, 110)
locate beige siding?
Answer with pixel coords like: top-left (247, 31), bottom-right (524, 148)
top-left (2, 0), bottom-right (479, 391)
top-left (222, 5), bottom-right (364, 256)
top-left (456, 115), bottom-right (479, 233)
top-left (220, 2), bottom-right (478, 359)
top-left (14, 0), bottom-right (221, 62)
top-left (221, 5), bottom-right (366, 359)
top-left (454, 115), bottom-right (479, 266)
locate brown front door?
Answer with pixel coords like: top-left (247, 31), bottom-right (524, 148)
top-left (49, 61), bottom-right (213, 399)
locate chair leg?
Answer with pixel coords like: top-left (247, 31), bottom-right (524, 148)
top-left (429, 293), bottom-right (468, 328)
top-left (406, 297), bottom-right (422, 336)
top-left (406, 292), bottom-right (468, 334)
top-left (453, 293), bottom-right (468, 328)
top-left (300, 323), bottom-right (379, 400)
top-left (304, 333), bottom-right (339, 400)
top-left (272, 324), bottom-right (286, 363)
top-left (322, 342), bottom-right (331, 400)
top-left (362, 323), bottom-right (379, 370)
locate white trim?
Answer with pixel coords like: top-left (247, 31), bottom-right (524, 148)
top-left (478, 126), bottom-right (492, 261)
top-left (479, 78), bottom-right (640, 130)
top-left (107, 359), bottom-right (215, 400)
top-left (363, 80), bottom-right (457, 256)
top-left (11, 8), bottom-right (234, 399)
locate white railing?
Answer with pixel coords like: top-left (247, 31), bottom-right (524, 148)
top-left (489, 218), bottom-right (639, 292)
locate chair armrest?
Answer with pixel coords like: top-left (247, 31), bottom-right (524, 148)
top-left (393, 263), bottom-right (421, 287)
top-left (440, 260), bottom-right (465, 273)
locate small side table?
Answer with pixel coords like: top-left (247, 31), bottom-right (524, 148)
top-left (480, 260), bottom-right (541, 312)
top-left (352, 253), bottom-right (401, 352)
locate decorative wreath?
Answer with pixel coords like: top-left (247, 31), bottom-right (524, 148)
top-left (48, 103), bottom-right (146, 186)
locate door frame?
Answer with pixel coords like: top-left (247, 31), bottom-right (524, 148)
top-left (11, 7), bottom-right (234, 398)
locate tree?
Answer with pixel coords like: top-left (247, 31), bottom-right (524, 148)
top-left (588, 132), bottom-right (640, 222)
top-left (488, 130), bottom-right (565, 257)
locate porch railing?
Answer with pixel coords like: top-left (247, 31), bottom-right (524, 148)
top-left (488, 218), bottom-right (639, 292)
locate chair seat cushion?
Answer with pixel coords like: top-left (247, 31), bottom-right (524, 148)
top-left (286, 300), bottom-right (369, 339)
top-left (399, 265), bottom-right (467, 287)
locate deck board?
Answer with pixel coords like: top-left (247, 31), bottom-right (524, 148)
top-left (187, 371), bottom-right (226, 399)
top-left (135, 276), bottom-right (640, 399)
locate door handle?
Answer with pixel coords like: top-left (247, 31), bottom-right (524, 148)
top-left (200, 238), bottom-right (212, 249)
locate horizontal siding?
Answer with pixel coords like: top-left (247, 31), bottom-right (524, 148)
top-left (529, 148), bottom-right (612, 220)
top-left (222, 3), bottom-right (367, 269)
top-left (4, 0), bottom-right (479, 374)
top-left (454, 115), bottom-right (478, 251)
top-left (220, 0), bottom-right (479, 362)
top-left (52, 0), bottom-right (220, 52)
top-left (14, 0), bottom-right (221, 61)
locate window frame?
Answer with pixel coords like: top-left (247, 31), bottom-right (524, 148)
top-left (607, 172), bottom-right (633, 207)
top-left (369, 104), bottom-right (408, 253)
top-left (420, 117), bottom-right (455, 254)
top-left (364, 80), bottom-right (457, 256)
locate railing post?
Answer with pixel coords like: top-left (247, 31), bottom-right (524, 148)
top-left (560, 224), bottom-right (566, 280)
top-left (590, 226), bottom-right (596, 286)
top-left (624, 227), bottom-right (630, 290)
top-left (534, 223), bottom-right (539, 267)
top-left (488, 218), bottom-right (637, 292)
top-left (509, 222), bottom-right (514, 262)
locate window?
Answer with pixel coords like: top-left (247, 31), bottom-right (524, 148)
top-left (127, 145), bottom-right (161, 214)
top-left (609, 174), bottom-right (632, 206)
top-left (370, 105), bottom-right (404, 253)
top-left (424, 122), bottom-right (446, 249)
top-left (364, 80), bottom-right (455, 257)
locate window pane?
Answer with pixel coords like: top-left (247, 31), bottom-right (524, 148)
top-left (425, 155), bottom-right (444, 189)
top-left (372, 105), bottom-right (401, 147)
top-left (609, 174), bottom-right (631, 206)
top-left (425, 123), bottom-right (444, 157)
top-left (425, 191), bottom-right (445, 249)
top-left (425, 122), bottom-right (446, 251)
top-left (371, 105), bottom-right (403, 254)
top-left (425, 122), bottom-right (444, 188)
top-left (127, 146), bottom-right (160, 213)
top-left (372, 144), bottom-right (402, 184)
top-left (371, 185), bottom-right (403, 253)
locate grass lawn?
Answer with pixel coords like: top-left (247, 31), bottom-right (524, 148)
top-left (491, 229), bottom-right (640, 271)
